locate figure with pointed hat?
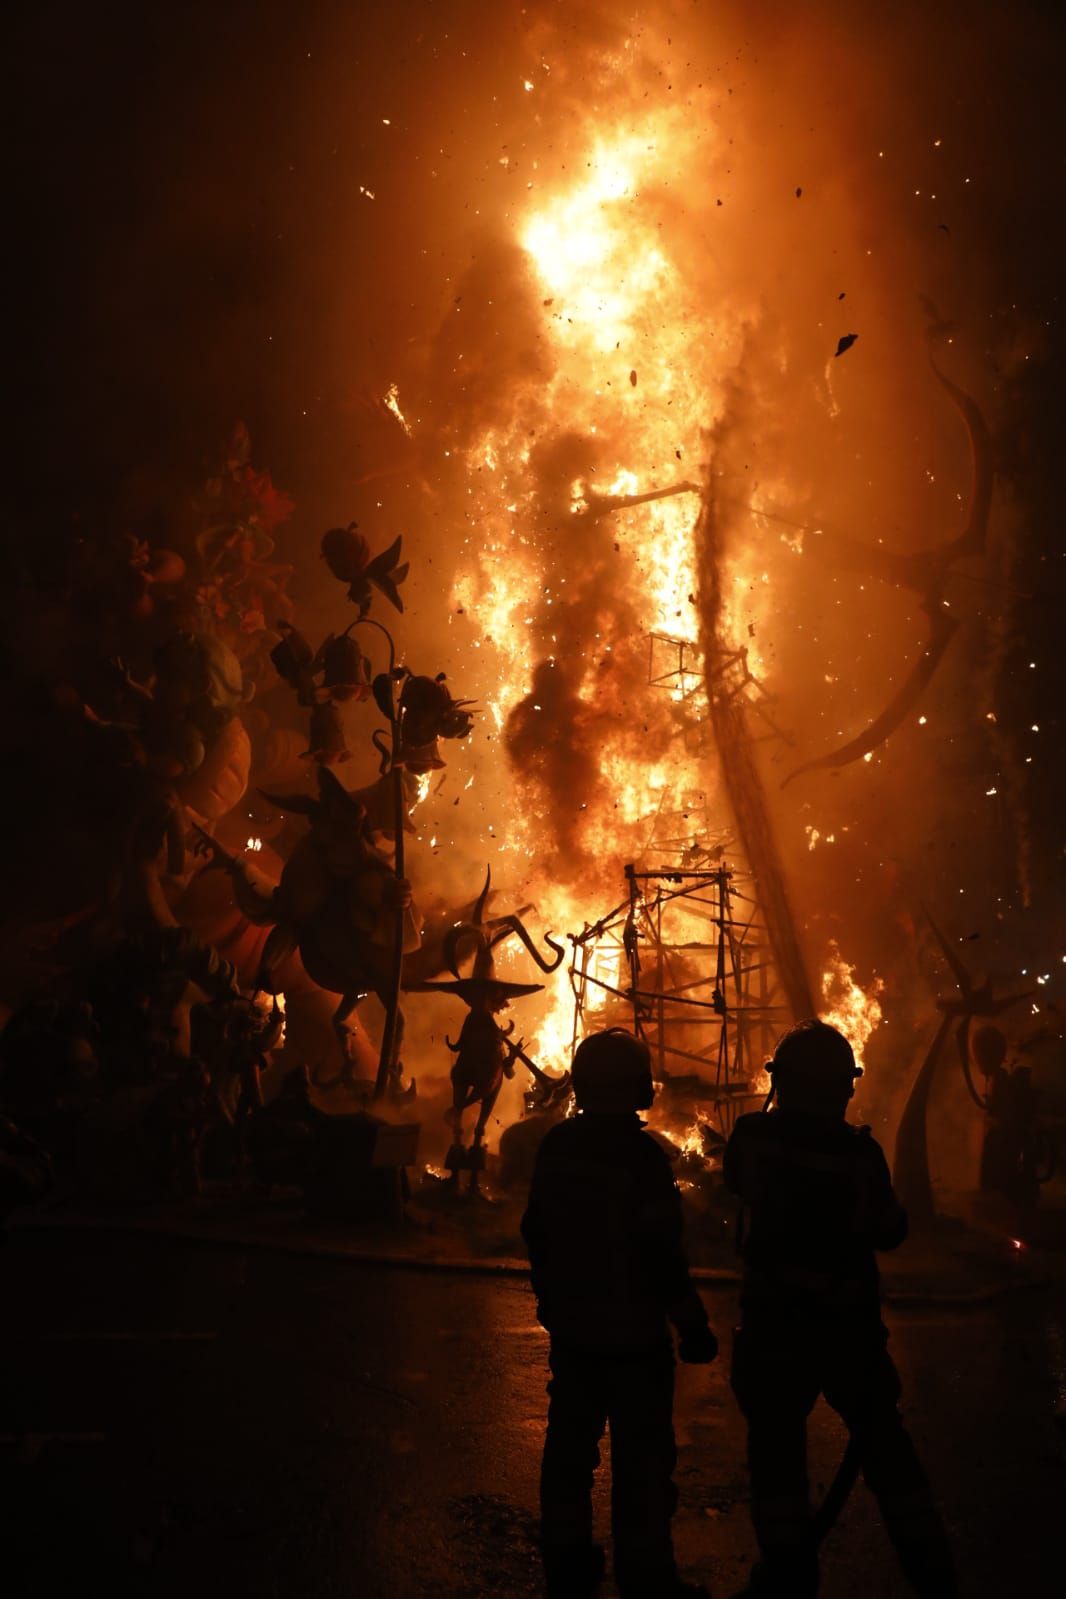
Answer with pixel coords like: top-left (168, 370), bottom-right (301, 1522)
top-left (420, 949), bottom-right (544, 1195)
top-left (407, 869), bottom-right (566, 1193)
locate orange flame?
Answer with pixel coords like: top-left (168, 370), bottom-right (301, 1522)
top-left (411, 50), bottom-right (875, 1116)
top-left (820, 940), bottom-right (884, 1066)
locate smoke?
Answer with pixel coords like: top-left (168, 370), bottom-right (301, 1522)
top-left (9, 0), bottom-right (1064, 1154)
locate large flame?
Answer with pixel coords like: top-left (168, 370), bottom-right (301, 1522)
top-left (420, 58), bottom-right (885, 1100)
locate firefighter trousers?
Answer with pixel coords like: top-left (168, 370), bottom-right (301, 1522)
top-left (540, 1339), bottom-right (680, 1598)
top-left (731, 1320), bottom-right (958, 1598)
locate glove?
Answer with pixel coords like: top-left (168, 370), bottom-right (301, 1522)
top-left (677, 1324), bottom-right (719, 1365)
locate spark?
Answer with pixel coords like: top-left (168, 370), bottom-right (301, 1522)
top-left (383, 382), bottom-right (412, 436)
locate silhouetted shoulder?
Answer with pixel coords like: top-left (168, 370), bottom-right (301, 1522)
top-left (638, 1126), bottom-right (677, 1168)
top-left (535, 1118), bottom-right (578, 1160)
top-left (729, 1112), bottom-right (774, 1142)
top-left (850, 1123), bottom-right (892, 1168)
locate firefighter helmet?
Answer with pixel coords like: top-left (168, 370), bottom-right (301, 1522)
top-left (769, 1019), bottom-right (862, 1111)
top-left (571, 1028), bottom-right (655, 1113)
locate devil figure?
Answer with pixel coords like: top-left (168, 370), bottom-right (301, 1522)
top-left (445, 982), bottom-right (542, 1192)
top-left (410, 939), bottom-right (545, 1191)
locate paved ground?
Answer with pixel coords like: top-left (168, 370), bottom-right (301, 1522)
top-left (1, 1230), bottom-right (1063, 1598)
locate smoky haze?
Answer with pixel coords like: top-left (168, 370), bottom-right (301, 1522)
top-left (6, 0), bottom-right (1064, 1165)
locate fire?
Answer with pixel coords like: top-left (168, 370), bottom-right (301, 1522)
top-left (517, 114), bottom-right (713, 646)
top-left (423, 57), bottom-right (870, 1103)
top-left (820, 940), bottom-right (884, 1065)
top-left (679, 1120), bottom-right (707, 1159)
top-left (383, 382), bottom-right (412, 436)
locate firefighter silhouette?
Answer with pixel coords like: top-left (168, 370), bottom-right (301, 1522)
top-left (522, 1028), bottom-right (717, 1599)
top-left (725, 1020), bottom-right (958, 1598)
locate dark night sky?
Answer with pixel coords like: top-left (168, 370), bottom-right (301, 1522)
top-left (9, 2), bottom-right (1064, 504)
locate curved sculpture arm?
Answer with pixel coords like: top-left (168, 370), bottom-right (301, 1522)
top-left (442, 923), bottom-right (490, 980)
top-left (440, 868), bottom-right (495, 977)
top-left (370, 728), bottom-right (392, 775)
top-left (955, 1015), bottom-right (991, 1112)
top-left (784, 317), bottom-right (992, 788)
top-left (782, 604), bottom-right (958, 786)
top-left (927, 345), bottom-right (994, 566)
top-left (490, 914), bottom-right (567, 973)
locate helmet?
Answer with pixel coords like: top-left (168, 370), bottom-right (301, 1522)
top-left (571, 1028), bottom-right (654, 1113)
top-left (769, 1019), bottom-right (862, 1111)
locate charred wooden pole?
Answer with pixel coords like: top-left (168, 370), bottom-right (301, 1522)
top-left (695, 477), bottom-right (817, 1022)
top-left (592, 475), bottom-right (815, 1024)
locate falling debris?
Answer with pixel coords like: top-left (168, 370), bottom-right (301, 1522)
top-left (834, 333), bottom-right (859, 358)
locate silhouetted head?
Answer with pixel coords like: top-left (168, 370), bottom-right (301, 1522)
top-left (571, 1028), bottom-right (654, 1114)
top-left (770, 1019), bottom-right (862, 1115)
top-left (971, 1023), bottom-right (1008, 1077)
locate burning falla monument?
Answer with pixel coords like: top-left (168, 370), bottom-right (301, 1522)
top-left (1, 11), bottom-right (1059, 1237)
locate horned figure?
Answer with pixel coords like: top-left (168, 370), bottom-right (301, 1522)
top-left (193, 770), bottom-right (565, 1094)
top-left (440, 968), bottom-right (539, 1195)
top-left (408, 883), bottom-right (570, 1193)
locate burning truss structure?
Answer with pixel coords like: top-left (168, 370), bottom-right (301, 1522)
top-left (565, 629), bottom-right (790, 1138)
top-left (569, 860), bottom-right (787, 1138)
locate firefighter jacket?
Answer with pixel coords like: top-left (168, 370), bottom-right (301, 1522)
top-left (724, 1109), bottom-right (908, 1324)
top-left (521, 1112), bottom-right (708, 1354)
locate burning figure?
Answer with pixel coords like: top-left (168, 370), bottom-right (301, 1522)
top-left (442, 968), bottom-right (540, 1193)
top-left (194, 781), bottom-right (565, 1093)
top-left (410, 908), bottom-right (569, 1193)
